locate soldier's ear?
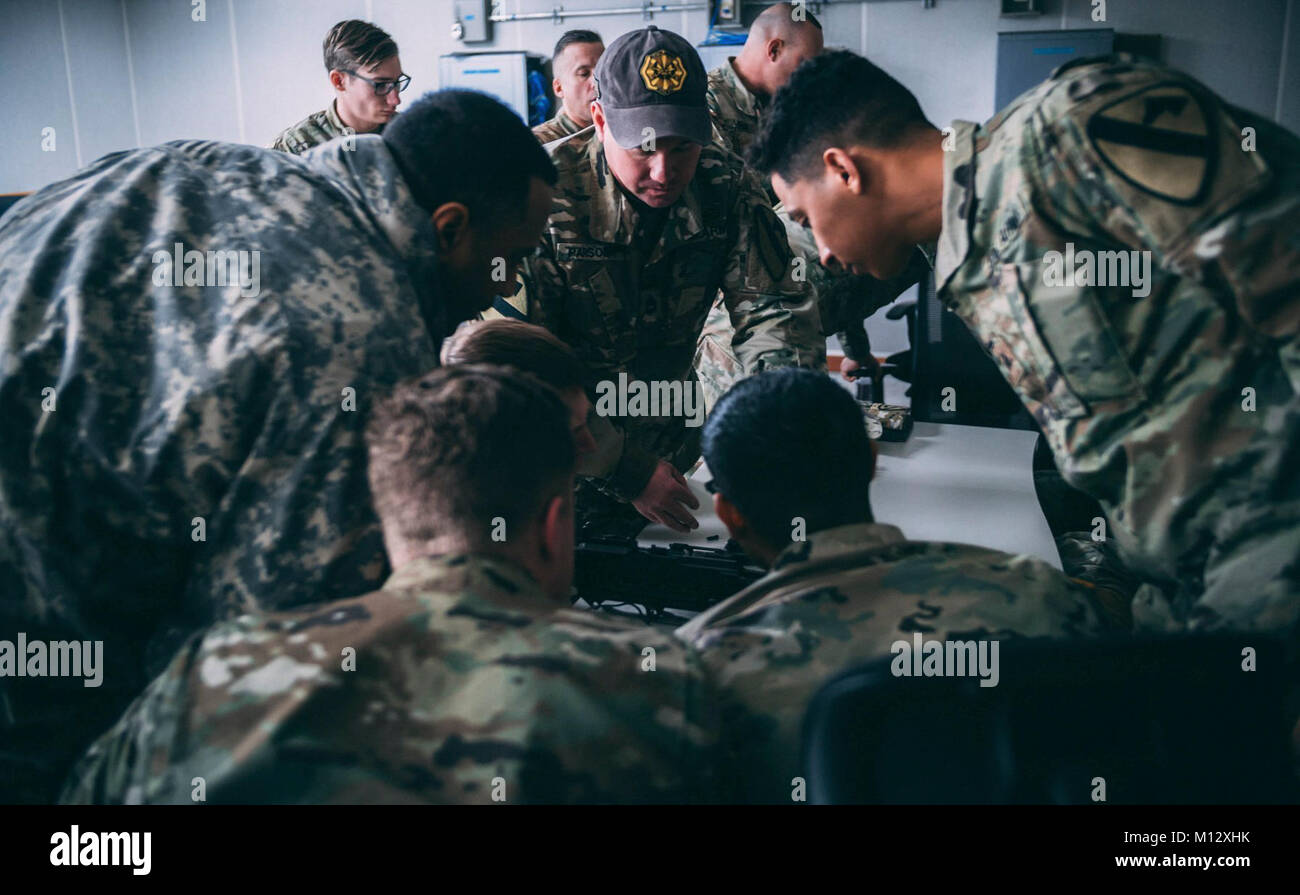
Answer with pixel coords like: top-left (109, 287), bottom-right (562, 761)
top-left (715, 493), bottom-right (779, 566)
top-left (714, 493), bottom-right (747, 537)
top-left (430, 203), bottom-right (471, 253)
top-left (539, 490), bottom-right (571, 563)
top-left (823, 147), bottom-right (863, 194)
top-left (329, 70), bottom-right (347, 93)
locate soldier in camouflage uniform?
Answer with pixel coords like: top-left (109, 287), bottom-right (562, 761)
top-left (270, 20), bottom-right (408, 154)
top-left (533, 30), bottom-right (603, 147)
top-left (676, 369), bottom-right (1105, 803)
top-left (270, 101), bottom-right (353, 156)
top-left (694, 6), bottom-right (930, 409)
top-left (62, 367), bottom-right (710, 804)
top-left (703, 2), bottom-right (823, 190)
top-left (0, 91), bottom-right (557, 802)
top-left (522, 26), bottom-right (823, 535)
top-left (533, 108), bottom-right (589, 149)
top-left (695, 4), bottom-right (825, 411)
top-left (751, 51), bottom-right (1300, 636)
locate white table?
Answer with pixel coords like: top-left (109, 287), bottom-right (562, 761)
top-left (639, 420), bottom-right (1061, 571)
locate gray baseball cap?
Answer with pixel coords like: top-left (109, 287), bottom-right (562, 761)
top-left (592, 25), bottom-right (711, 149)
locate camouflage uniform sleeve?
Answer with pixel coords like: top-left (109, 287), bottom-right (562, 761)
top-left (487, 615), bottom-right (720, 804)
top-left (721, 169), bottom-right (825, 375)
top-left (825, 249), bottom-right (931, 362)
top-left (268, 127), bottom-right (305, 154)
top-left (1034, 76), bottom-right (1299, 389)
top-left (60, 633), bottom-right (204, 804)
top-left (583, 411), bottom-right (659, 497)
top-left (524, 242), bottom-right (660, 499)
top-left (706, 88), bottom-right (731, 154)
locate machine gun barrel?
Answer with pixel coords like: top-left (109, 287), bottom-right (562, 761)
top-left (573, 535), bottom-right (765, 618)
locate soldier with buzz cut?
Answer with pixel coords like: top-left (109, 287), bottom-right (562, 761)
top-left (522, 25), bottom-right (824, 537)
top-left (705, 1), bottom-right (823, 184)
top-left (269, 19), bottom-right (409, 154)
top-left (61, 366), bottom-right (712, 805)
top-left (0, 90), bottom-right (556, 803)
top-left (676, 368), bottom-right (1105, 804)
top-left (750, 51), bottom-right (1300, 636)
top-left (694, 2), bottom-right (926, 411)
top-left (533, 29), bottom-right (604, 147)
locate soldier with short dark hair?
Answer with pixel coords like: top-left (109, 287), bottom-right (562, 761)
top-left (677, 368), bottom-right (1104, 803)
top-left (270, 19), bottom-right (409, 154)
top-left (0, 88), bottom-right (556, 802)
top-left (750, 50), bottom-right (1300, 635)
top-left (62, 366), bottom-right (709, 805)
top-left (534, 29), bottom-right (604, 146)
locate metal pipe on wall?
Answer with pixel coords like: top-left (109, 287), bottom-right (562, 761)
top-left (490, 3), bottom-right (708, 24)
top-left (486, 0), bottom-right (859, 26)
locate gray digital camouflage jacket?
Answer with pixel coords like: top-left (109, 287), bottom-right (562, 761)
top-left (0, 135), bottom-right (448, 799)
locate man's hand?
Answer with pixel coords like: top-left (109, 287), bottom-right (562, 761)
top-left (839, 351), bottom-right (882, 382)
top-left (632, 461), bottom-right (700, 532)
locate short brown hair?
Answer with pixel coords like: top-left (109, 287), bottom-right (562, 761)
top-left (553, 29), bottom-right (603, 64)
top-left (366, 365), bottom-right (575, 552)
top-left (323, 20), bottom-right (398, 74)
top-left (441, 320), bottom-right (587, 392)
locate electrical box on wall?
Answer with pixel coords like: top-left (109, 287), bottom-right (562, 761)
top-left (1001, 0), bottom-right (1043, 15)
top-left (452, 0), bottom-right (491, 43)
top-left (713, 0), bottom-right (740, 25)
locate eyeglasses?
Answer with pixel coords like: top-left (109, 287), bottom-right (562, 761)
top-left (345, 70), bottom-right (411, 96)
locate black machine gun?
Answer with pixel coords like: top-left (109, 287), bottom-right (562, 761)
top-left (573, 535), bottom-right (765, 620)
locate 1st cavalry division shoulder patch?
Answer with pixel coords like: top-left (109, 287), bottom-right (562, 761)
top-left (1085, 83), bottom-right (1215, 205)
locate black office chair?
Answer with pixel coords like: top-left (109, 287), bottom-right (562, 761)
top-left (802, 633), bottom-right (1299, 804)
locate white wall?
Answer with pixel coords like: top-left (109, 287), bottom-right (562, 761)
top-left (3, 0), bottom-right (1297, 193)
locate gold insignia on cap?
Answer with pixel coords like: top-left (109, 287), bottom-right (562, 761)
top-left (1086, 85), bottom-right (1213, 205)
top-left (640, 50), bottom-right (688, 95)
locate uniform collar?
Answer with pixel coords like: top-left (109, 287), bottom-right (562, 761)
top-left (935, 119), bottom-right (978, 300)
top-left (585, 135), bottom-right (710, 251)
top-left (555, 107), bottom-right (579, 135)
top-left (767, 521), bottom-right (907, 573)
top-left (326, 98), bottom-right (347, 134)
top-left (675, 522), bottom-right (906, 640)
top-left (721, 58), bottom-right (763, 119)
top-left (657, 174), bottom-right (710, 260)
top-left (383, 552), bottom-right (545, 604)
top-left (328, 98), bottom-right (385, 137)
